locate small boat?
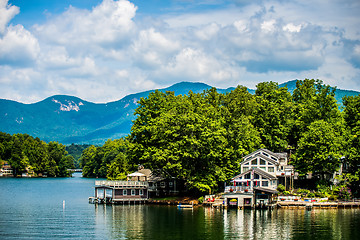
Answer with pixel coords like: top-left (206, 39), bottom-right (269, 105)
top-left (177, 203), bottom-right (194, 209)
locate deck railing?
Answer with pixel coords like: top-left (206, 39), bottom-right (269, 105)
top-left (95, 180), bottom-right (148, 188)
top-left (225, 186), bottom-right (252, 193)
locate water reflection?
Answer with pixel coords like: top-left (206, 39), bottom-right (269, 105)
top-left (94, 205), bottom-right (360, 240)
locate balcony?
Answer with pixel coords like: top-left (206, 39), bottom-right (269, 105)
top-left (225, 186), bottom-right (252, 193)
top-left (95, 180), bottom-right (148, 188)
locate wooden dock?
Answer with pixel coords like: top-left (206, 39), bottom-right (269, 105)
top-left (277, 201), bottom-right (360, 209)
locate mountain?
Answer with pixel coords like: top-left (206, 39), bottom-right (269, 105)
top-left (278, 79), bottom-right (360, 105)
top-left (0, 81), bottom-right (359, 145)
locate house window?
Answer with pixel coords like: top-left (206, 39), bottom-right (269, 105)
top-left (123, 190), bottom-right (127, 195)
top-left (260, 167), bottom-right (266, 171)
top-left (244, 162), bottom-right (249, 165)
top-left (245, 173), bottom-right (251, 179)
top-left (169, 181), bottom-right (173, 187)
top-left (262, 181), bottom-right (269, 187)
top-left (260, 159), bottom-right (266, 165)
top-left (149, 182), bottom-right (153, 187)
top-left (268, 167), bottom-right (274, 172)
top-left (262, 152), bottom-right (269, 157)
top-left (160, 182), bottom-right (166, 187)
top-left (243, 167), bottom-right (249, 172)
top-left (131, 189), bottom-right (135, 196)
top-left (251, 159), bottom-right (257, 165)
top-left (268, 163), bottom-right (273, 166)
top-left (271, 156), bottom-right (277, 161)
top-left (139, 189), bottom-right (143, 196)
top-left (254, 173), bottom-right (260, 179)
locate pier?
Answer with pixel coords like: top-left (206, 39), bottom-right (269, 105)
top-left (277, 201), bottom-right (360, 209)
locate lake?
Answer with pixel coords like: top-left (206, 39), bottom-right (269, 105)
top-left (1, 173), bottom-right (359, 239)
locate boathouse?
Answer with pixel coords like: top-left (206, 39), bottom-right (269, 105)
top-left (93, 180), bottom-right (148, 204)
top-left (91, 166), bottom-right (181, 204)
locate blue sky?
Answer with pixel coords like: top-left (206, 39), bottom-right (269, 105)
top-left (1, 0), bottom-right (360, 103)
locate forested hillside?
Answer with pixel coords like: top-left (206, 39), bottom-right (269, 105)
top-left (80, 79), bottom-right (360, 195)
top-left (0, 81), bottom-right (358, 145)
top-left (0, 132), bottom-right (74, 177)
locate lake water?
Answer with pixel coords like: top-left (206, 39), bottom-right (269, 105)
top-left (1, 173), bottom-right (360, 239)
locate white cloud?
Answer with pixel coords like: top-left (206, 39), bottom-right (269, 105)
top-left (0, 24), bottom-right (40, 66)
top-left (34, 0), bottom-right (137, 51)
top-left (132, 28), bottom-right (180, 68)
top-left (1, 0), bottom-right (360, 103)
top-left (283, 23), bottom-right (302, 33)
top-left (261, 19), bottom-right (276, 33)
top-left (0, 0), bottom-right (19, 34)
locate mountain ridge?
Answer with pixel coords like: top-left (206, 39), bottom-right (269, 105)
top-left (1, 81), bottom-right (359, 145)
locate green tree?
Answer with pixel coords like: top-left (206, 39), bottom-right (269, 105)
top-left (293, 120), bottom-right (345, 177)
top-left (222, 86), bottom-right (262, 159)
top-left (291, 79), bottom-right (341, 148)
top-left (47, 141), bottom-right (72, 177)
top-left (343, 95), bottom-right (360, 172)
top-left (254, 81), bottom-right (293, 152)
top-left (129, 88), bottom-right (261, 194)
top-left (80, 145), bottom-right (98, 178)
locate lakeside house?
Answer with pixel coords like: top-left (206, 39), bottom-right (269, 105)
top-left (0, 161), bottom-right (13, 177)
top-left (91, 166), bottom-right (180, 204)
top-left (223, 149), bottom-right (295, 209)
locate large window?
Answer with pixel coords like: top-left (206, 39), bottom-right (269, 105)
top-left (131, 189), bottom-right (135, 196)
top-left (139, 189), bottom-right (143, 196)
top-left (262, 181), bottom-right (268, 187)
top-left (254, 173), bottom-right (260, 179)
top-left (243, 167), bottom-right (249, 172)
top-left (268, 167), bottom-right (274, 172)
top-left (245, 173), bottom-right (251, 179)
top-left (260, 159), bottom-right (266, 165)
top-left (251, 159), bottom-right (257, 165)
top-left (123, 189), bottom-right (127, 195)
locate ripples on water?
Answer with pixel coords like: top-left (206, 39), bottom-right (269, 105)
top-left (1, 174), bottom-right (359, 239)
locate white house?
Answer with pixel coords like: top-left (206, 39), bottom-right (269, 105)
top-left (225, 149), bottom-right (294, 193)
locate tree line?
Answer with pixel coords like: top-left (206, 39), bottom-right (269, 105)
top-left (80, 79), bottom-right (359, 195)
top-left (1, 79), bottom-right (359, 196)
top-left (0, 132), bottom-right (74, 177)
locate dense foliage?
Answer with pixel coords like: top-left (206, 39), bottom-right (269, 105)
top-left (3, 79), bottom-right (360, 196)
top-left (80, 139), bottom-right (134, 179)
top-left (66, 143), bottom-right (92, 168)
top-left (0, 132), bottom-right (74, 177)
top-left (77, 79), bottom-right (360, 195)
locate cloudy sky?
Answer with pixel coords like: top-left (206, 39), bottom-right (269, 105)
top-left (1, 0), bottom-right (360, 103)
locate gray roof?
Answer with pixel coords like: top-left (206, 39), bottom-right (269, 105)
top-left (232, 168), bottom-right (277, 180)
top-left (253, 187), bottom-right (278, 194)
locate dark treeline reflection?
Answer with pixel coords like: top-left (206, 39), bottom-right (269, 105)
top-left (94, 205), bottom-right (360, 240)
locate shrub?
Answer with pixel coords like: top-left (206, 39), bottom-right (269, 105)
top-left (307, 192), bottom-right (315, 198)
top-left (277, 184), bottom-right (286, 193)
top-left (198, 196), bottom-right (204, 204)
top-left (297, 188), bottom-right (310, 196)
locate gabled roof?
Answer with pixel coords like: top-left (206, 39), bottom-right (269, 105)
top-left (243, 148), bottom-right (279, 160)
top-left (232, 168), bottom-right (277, 181)
top-left (241, 151), bottom-right (279, 166)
